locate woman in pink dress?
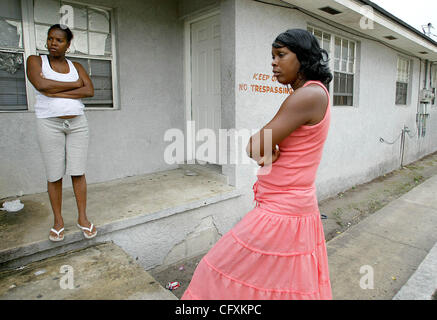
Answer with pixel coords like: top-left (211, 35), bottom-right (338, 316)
top-left (182, 29), bottom-right (333, 300)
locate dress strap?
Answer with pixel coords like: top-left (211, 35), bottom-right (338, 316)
top-left (303, 80), bottom-right (329, 96)
top-left (298, 80), bottom-right (331, 129)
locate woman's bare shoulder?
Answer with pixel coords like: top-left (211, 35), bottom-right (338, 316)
top-left (72, 61), bottom-right (87, 73)
top-left (283, 84), bottom-right (326, 109)
top-left (277, 83), bottom-right (327, 126)
top-left (299, 82), bottom-right (326, 95)
top-left (26, 55), bottom-right (42, 65)
top-left (297, 84), bottom-right (327, 106)
top-left (72, 61), bottom-right (83, 68)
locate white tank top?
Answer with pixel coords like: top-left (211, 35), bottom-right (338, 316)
top-left (33, 55), bottom-right (85, 118)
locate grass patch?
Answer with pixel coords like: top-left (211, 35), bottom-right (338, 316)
top-left (332, 208), bottom-right (344, 226)
top-left (367, 199), bottom-right (383, 212)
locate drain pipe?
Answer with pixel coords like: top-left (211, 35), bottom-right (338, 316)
top-left (400, 125), bottom-right (407, 168)
top-left (379, 126), bottom-right (410, 168)
top-left (424, 60), bottom-right (429, 89)
top-left (415, 60), bottom-right (422, 137)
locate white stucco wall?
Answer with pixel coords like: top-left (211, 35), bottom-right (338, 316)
top-left (2, 0), bottom-right (436, 202)
top-left (1, 0), bottom-right (187, 198)
top-left (233, 0), bottom-right (437, 199)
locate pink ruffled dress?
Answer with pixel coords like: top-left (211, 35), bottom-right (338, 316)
top-left (182, 80), bottom-right (332, 300)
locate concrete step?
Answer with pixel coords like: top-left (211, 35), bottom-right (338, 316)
top-left (0, 242), bottom-right (177, 300)
top-left (0, 168), bottom-right (242, 271)
top-left (179, 163), bottom-right (229, 184)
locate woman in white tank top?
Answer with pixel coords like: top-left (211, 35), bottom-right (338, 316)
top-left (26, 24), bottom-right (97, 241)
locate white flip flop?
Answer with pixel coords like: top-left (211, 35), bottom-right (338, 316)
top-left (49, 227), bottom-right (64, 242)
top-left (77, 223), bottom-right (97, 239)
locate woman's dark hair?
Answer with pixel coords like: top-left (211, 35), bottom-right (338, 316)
top-left (273, 29), bottom-right (332, 85)
top-left (48, 24), bottom-right (74, 43)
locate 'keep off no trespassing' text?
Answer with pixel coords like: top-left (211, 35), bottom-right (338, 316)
top-left (238, 73), bottom-right (292, 95)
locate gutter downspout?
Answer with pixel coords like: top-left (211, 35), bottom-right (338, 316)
top-left (416, 59), bottom-right (422, 137)
top-left (424, 60), bottom-right (428, 89)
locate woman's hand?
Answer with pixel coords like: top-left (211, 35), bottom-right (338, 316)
top-left (38, 73), bottom-right (82, 97)
top-left (41, 91), bottom-right (56, 97)
top-left (257, 146), bottom-right (280, 167)
top-left (40, 62), bottom-right (94, 99)
top-left (39, 69), bottom-right (82, 88)
top-left (75, 77), bottom-right (84, 88)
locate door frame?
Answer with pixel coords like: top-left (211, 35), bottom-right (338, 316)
top-left (183, 9), bottom-right (220, 162)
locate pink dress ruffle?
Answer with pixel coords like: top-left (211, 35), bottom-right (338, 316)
top-left (182, 81), bottom-right (332, 300)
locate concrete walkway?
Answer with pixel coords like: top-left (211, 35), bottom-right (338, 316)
top-left (1, 168), bottom-right (436, 300)
top-left (0, 168), bottom-right (233, 255)
top-left (327, 175), bottom-right (437, 300)
top-left (0, 242), bottom-right (177, 300)
top-left (393, 241), bottom-right (437, 300)
top-left (0, 167), bottom-right (239, 270)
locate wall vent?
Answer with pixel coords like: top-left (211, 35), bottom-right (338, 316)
top-left (318, 6), bottom-right (342, 15)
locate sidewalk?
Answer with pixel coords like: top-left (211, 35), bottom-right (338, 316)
top-left (393, 241), bottom-right (437, 300)
top-left (326, 174), bottom-right (437, 299)
top-left (0, 242), bottom-right (177, 300)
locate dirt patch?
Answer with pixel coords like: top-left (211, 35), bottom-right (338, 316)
top-left (150, 253), bottom-right (204, 299)
top-left (149, 151), bottom-right (437, 299)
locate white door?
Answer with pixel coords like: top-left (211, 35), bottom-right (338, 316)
top-left (191, 14), bottom-right (221, 164)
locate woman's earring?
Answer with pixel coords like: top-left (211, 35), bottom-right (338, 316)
top-left (66, 48), bottom-right (71, 54)
top-left (44, 44), bottom-right (48, 49)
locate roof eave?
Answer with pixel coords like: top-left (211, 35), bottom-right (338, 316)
top-left (357, 0), bottom-right (437, 47)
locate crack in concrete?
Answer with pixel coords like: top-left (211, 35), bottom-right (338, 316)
top-left (362, 230), bottom-right (430, 253)
top-left (161, 215), bottom-right (220, 267)
top-left (211, 215), bottom-right (223, 237)
top-left (401, 199), bottom-right (437, 212)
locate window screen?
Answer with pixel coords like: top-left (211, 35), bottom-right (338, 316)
top-left (396, 57), bottom-right (410, 105)
top-left (0, 0), bottom-right (27, 110)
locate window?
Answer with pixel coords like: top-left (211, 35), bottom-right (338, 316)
top-left (0, 0), bottom-right (117, 111)
top-left (396, 56), bottom-right (410, 105)
top-left (333, 37), bottom-right (355, 106)
top-left (308, 26), bottom-right (331, 93)
top-left (308, 26), bottom-right (331, 57)
top-left (0, 0), bottom-right (27, 110)
top-left (34, 0), bottom-right (115, 108)
top-left (308, 26), bottom-right (356, 106)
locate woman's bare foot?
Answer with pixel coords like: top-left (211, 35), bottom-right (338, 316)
top-left (49, 221), bottom-right (64, 240)
top-left (77, 218), bottom-right (97, 237)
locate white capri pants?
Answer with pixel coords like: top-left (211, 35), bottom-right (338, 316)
top-left (36, 115), bottom-right (89, 182)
